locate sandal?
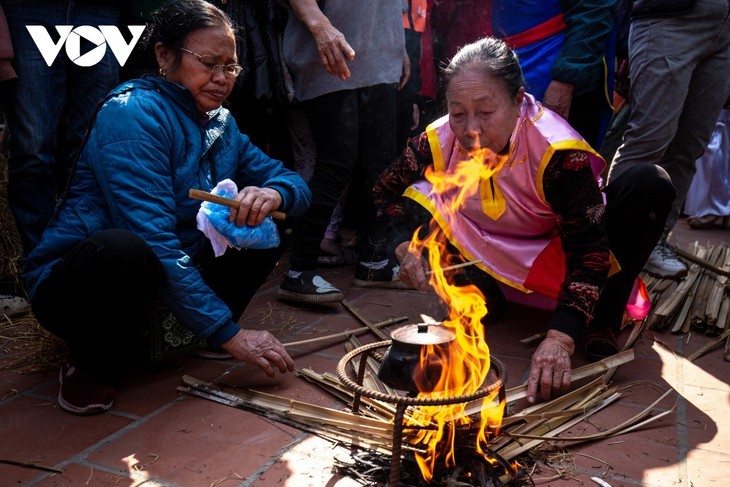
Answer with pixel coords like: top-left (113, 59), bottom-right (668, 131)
top-left (583, 328), bottom-right (619, 362)
top-left (686, 215), bottom-right (729, 230)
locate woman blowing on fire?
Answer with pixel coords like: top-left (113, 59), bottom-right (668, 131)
top-left (374, 37), bottom-right (675, 403)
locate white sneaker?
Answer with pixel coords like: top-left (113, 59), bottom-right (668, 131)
top-left (644, 242), bottom-right (688, 279)
top-left (0, 294), bottom-right (30, 317)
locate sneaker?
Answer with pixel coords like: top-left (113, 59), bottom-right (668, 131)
top-left (353, 260), bottom-right (413, 289)
top-left (278, 270), bottom-right (344, 304)
top-left (0, 294), bottom-right (30, 317)
top-left (644, 241), bottom-right (688, 279)
top-left (57, 362), bottom-right (114, 415)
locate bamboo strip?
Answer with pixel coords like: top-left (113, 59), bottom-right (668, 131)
top-left (503, 388), bottom-right (674, 443)
top-left (498, 378), bottom-right (608, 426)
top-left (690, 244), bottom-right (724, 332)
top-left (347, 336), bottom-right (395, 396)
top-left (715, 295), bottom-right (730, 336)
top-left (672, 265), bottom-right (704, 333)
top-left (458, 351), bottom-right (632, 420)
top-left (496, 389), bottom-right (622, 460)
top-left (707, 246), bottom-right (730, 331)
top-left (425, 259), bottom-right (483, 275)
top-left (503, 349), bottom-right (634, 404)
top-left (341, 300), bottom-right (390, 340)
top-left (670, 243), bottom-right (730, 278)
top-left (181, 376), bottom-right (394, 437)
top-left (603, 318), bottom-right (648, 383)
top-left (296, 368), bottom-right (397, 420)
top-left (183, 385), bottom-right (396, 454)
top-left (344, 342), bottom-right (382, 393)
top-left (282, 315), bottom-right (407, 347)
top-left (687, 328), bottom-right (730, 362)
top-left (188, 188), bottom-right (286, 220)
top-left (488, 381), bottom-right (609, 452)
top-left (652, 246), bottom-right (706, 329)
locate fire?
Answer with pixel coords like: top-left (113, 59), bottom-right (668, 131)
top-left (405, 148), bottom-right (507, 481)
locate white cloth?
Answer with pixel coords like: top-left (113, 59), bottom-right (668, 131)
top-left (685, 108), bottom-right (730, 217)
top-left (196, 179), bottom-right (239, 257)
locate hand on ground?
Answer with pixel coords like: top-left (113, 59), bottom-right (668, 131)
top-left (526, 329), bottom-right (575, 403)
top-left (222, 329), bottom-right (295, 377)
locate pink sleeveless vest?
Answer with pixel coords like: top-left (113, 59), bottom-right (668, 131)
top-left (404, 93), bottom-right (606, 298)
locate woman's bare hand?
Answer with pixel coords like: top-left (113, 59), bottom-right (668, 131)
top-left (395, 241), bottom-right (430, 291)
top-left (526, 329), bottom-right (575, 403)
top-left (221, 329), bottom-right (295, 377)
top-left (230, 187), bottom-right (282, 227)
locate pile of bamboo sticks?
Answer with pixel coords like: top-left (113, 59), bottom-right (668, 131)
top-left (644, 242), bottom-right (730, 361)
top-left (180, 348), bottom-right (673, 484)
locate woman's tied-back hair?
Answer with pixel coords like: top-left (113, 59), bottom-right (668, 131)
top-left (143, 0), bottom-right (235, 70)
top-left (444, 37), bottom-right (525, 99)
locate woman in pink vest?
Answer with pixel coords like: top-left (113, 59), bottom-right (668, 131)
top-left (367, 37), bottom-right (675, 404)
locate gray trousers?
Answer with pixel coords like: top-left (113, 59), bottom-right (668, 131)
top-left (607, 0), bottom-right (730, 234)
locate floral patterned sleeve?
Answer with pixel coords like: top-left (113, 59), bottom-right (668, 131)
top-left (542, 149), bottom-right (612, 341)
top-left (374, 131), bottom-right (432, 218)
top-left (372, 132), bottom-right (434, 246)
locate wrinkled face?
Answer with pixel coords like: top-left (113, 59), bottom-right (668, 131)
top-left (156, 26), bottom-right (237, 116)
top-left (446, 67), bottom-right (524, 154)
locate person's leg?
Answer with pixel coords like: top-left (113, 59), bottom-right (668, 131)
top-left (606, 2), bottom-right (726, 182)
top-left (658, 14), bottom-right (730, 231)
top-left (195, 242), bottom-right (284, 321)
top-left (352, 83), bottom-right (399, 243)
top-left (591, 164), bottom-right (674, 336)
top-left (1, 0), bottom-right (69, 255)
top-left (280, 90), bottom-right (359, 302)
top-left (288, 90), bottom-right (359, 271)
top-left (31, 229), bottom-right (164, 413)
top-left (607, 0), bottom-right (730, 278)
top-left (64, 2), bottom-right (121, 174)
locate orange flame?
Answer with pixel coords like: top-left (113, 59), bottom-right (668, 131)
top-left (406, 148), bottom-right (507, 481)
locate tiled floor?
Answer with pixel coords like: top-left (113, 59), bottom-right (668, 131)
top-left (1, 218), bottom-right (728, 486)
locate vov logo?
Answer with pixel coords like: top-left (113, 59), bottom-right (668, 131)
top-left (26, 25), bottom-right (146, 67)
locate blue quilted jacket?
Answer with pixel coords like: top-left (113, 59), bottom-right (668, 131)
top-left (23, 75), bottom-right (311, 345)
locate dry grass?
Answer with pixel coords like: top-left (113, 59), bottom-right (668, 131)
top-left (0, 313), bottom-right (67, 373)
top-left (0, 135), bottom-right (65, 373)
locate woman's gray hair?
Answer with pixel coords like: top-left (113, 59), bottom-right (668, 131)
top-left (143, 0), bottom-right (235, 69)
top-left (443, 37), bottom-right (525, 98)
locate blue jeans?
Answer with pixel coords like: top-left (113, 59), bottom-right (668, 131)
top-left (607, 0), bottom-right (730, 234)
top-left (0, 0), bottom-right (120, 256)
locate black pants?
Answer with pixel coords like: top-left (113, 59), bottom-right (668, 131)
top-left (31, 229), bottom-right (282, 378)
top-left (593, 163), bottom-right (674, 331)
top-left (289, 84), bottom-right (398, 271)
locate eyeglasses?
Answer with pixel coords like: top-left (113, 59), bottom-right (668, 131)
top-left (179, 47), bottom-right (243, 78)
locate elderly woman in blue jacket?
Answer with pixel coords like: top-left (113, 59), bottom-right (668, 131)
top-left (22, 0), bottom-right (311, 415)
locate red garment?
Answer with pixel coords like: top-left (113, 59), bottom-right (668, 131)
top-left (0, 4), bottom-right (17, 82)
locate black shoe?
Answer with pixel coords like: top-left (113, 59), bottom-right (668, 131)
top-left (58, 362), bottom-right (114, 415)
top-left (278, 270), bottom-right (344, 303)
top-left (353, 260), bottom-right (413, 289)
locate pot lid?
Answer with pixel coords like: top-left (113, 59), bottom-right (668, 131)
top-left (391, 323), bottom-right (455, 346)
